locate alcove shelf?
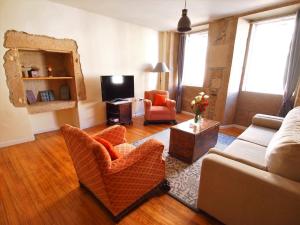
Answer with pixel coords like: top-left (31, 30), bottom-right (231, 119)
top-left (27, 100), bottom-right (76, 114)
top-left (3, 30), bottom-right (86, 114)
top-left (19, 48), bottom-right (78, 113)
top-left (22, 76), bottom-right (74, 80)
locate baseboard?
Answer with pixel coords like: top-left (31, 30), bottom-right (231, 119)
top-left (181, 110), bottom-right (194, 116)
top-left (181, 111), bottom-right (247, 130)
top-left (133, 112), bottom-right (144, 118)
top-left (232, 124), bottom-right (247, 130)
top-left (220, 124), bottom-right (247, 130)
top-left (80, 120), bottom-right (105, 130)
top-left (80, 114), bottom-right (145, 129)
top-left (0, 135), bottom-right (35, 148)
top-left (181, 112), bottom-right (247, 130)
top-left (33, 126), bottom-right (60, 134)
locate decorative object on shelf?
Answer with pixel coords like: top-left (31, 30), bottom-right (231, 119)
top-left (28, 66), bottom-right (40, 77)
top-left (190, 92), bottom-right (209, 127)
top-left (60, 84), bottom-right (71, 100)
top-left (153, 62), bottom-right (169, 89)
top-left (38, 90), bottom-right (55, 102)
top-left (22, 66), bottom-right (31, 78)
top-left (47, 66), bottom-right (53, 77)
top-left (177, 0), bottom-right (192, 33)
top-left (26, 90), bottom-right (36, 105)
top-left (48, 90), bottom-right (55, 101)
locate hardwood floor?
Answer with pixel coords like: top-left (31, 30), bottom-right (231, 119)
top-left (0, 114), bottom-right (243, 225)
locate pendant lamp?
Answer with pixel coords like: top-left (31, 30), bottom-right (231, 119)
top-left (177, 0), bottom-right (192, 32)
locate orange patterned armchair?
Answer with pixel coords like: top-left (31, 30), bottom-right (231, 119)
top-left (61, 124), bottom-right (167, 220)
top-left (144, 90), bottom-right (177, 125)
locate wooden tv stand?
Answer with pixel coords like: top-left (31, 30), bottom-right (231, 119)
top-left (106, 101), bottom-right (132, 125)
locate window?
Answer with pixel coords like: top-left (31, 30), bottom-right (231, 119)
top-left (242, 16), bottom-right (295, 94)
top-left (182, 31), bottom-right (208, 87)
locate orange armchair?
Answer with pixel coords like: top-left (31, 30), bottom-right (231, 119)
top-left (144, 90), bottom-right (177, 125)
top-left (61, 124), bottom-right (166, 220)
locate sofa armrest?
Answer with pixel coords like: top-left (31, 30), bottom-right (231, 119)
top-left (198, 153), bottom-right (300, 225)
top-left (252, 114), bottom-right (284, 130)
top-left (165, 99), bottom-right (176, 110)
top-left (93, 125), bottom-right (126, 146)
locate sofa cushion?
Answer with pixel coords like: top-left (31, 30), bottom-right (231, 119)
top-left (222, 139), bottom-right (267, 170)
top-left (265, 107), bottom-right (300, 181)
top-left (148, 106), bottom-right (173, 120)
top-left (238, 125), bottom-right (277, 147)
top-left (153, 94), bottom-right (167, 106)
top-left (93, 136), bottom-right (121, 160)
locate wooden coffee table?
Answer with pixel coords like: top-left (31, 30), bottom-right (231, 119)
top-left (169, 118), bottom-right (220, 164)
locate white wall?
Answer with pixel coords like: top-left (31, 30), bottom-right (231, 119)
top-left (0, 0), bottom-right (159, 146)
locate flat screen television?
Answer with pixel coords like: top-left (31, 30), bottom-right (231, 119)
top-left (100, 75), bottom-right (134, 102)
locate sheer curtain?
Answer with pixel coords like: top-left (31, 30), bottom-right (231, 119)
top-left (279, 10), bottom-right (300, 116)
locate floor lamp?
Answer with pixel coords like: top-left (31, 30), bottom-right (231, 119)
top-left (153, 62), bottom-right (169, 90)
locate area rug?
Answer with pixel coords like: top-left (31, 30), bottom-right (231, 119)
top-left (133, 128), bottom-right (235, 210)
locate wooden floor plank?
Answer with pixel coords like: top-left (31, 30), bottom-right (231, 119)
top-left (0, 114), bottom-right (243, 225)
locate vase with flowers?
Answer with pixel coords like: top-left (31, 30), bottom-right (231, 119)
top-left (191, 92), bottom-right (209, 125)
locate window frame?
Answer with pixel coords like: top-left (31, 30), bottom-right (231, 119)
top-left (240, 15), bottom-right (296, 95)
top-left (182, 29), bottom-right (209, 88)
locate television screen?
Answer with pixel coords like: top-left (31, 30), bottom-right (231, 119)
top-left (100, 75), bottom-right (134, 101)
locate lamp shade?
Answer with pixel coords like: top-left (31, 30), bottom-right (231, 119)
top-left (177, 9), bottom-right (191, 32)
top-left (153, 62), bottom-right (169, 72)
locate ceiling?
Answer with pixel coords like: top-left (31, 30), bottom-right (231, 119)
top-left (50, 0), bottom-right (294, 31)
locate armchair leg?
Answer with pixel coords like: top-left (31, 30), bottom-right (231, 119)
top-left (144, 121), bottom-right (149, 126)
top-left (159, 179), bottom-right (171, 192)
top-left (172, 120), bottom-right (177, 125)
top-left (112, 215), bottom-right (121, 223)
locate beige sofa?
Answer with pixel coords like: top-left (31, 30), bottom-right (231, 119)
top-left (198, 107), bottom-right (300, 225)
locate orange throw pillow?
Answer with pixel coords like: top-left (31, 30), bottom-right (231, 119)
top-left (93, 136), bottom-right (120, 160)
top-left (153, 94), bottom-right (166, 106)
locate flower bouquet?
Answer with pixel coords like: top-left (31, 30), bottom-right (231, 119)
top-left (191, 92), bottom-right (209, 124)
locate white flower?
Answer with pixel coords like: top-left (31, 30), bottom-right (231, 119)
top-left (204, 95), bottom-right (209, 99)
top-left (199, 92), bottom-right (205, 96)
top-left (191, 100), bottom-right (195, 105)
top-left (195, 96), bottom-right (202, 102)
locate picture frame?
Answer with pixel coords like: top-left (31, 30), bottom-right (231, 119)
top-left (38, 90), bottom-right (55, 102)
top-left (26, 90), bottom-right (36, 105)
top-left (60, 84), bottom-right (71, 100)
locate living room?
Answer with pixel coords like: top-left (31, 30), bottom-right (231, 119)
top-left (0, 0), bottom-right (300, 224)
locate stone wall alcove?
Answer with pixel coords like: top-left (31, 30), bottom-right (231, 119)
top-left (3, 30), bottom-right (86, 129)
